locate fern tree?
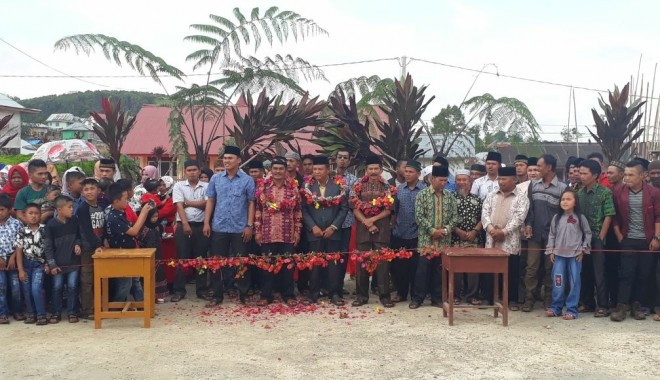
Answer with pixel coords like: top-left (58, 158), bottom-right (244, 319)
top-left (54, 6), bottom-right (328, 167)
top-left (372, 74), bottom-right (435, 172)
top-left (462, 93), bottom-right (542, 145)
top-left (589, 83), bottom-right (646, 162)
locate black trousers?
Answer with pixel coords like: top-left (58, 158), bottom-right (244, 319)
top-left (580, 237), bottom-right (610, 308)
top-left (245, 239), bottom-right (261, 290)
top-left (338, 227), bottom-right (352, 292)
top-left (390, 236), bottom-right (418, 300)
top-left (604, 229), bottom-right (621, 305)
top-left (210, 232), bottom-right (248, 301)
top-left (260, 243), bottom-right (295, 302)
top-left (356, 241), bottom-right (390, 302)
top-left (297, 234), bottom-right (310, 293)
top-left (413, 255), bottom-right (442, 304)
top-left (308, 239), bottom-right (341, 301)
top-left (173, 223), bottom-right (210, 296)
top-left (617, 238), bottom-right (655, 305)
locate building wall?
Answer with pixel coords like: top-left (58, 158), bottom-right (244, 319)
top-left (62, 130), bottom-right (88, 140)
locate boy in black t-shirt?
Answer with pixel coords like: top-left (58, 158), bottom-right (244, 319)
top-left (44, 196), bottom-right (82, 323)
top-left (105, 183), bottom-right (153, 302)
top-left (76, 178), bottom-right (105, 319)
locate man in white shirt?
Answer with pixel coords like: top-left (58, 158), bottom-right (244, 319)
top-left (170, 160), bottom-right (210, 302)
top-left (471, 151), bottom-right (501, 201)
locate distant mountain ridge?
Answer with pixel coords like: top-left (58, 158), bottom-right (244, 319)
top-left (16, 90), bottom-right (164, 123)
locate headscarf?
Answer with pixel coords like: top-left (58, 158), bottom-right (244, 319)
top-left (160, 176), bottom-right (175, 196)
top-left (200, 168), bottom-right (214, 181)
top-left (1, 165), bottom-right (29, 202)
top-left (61, 166), bottom-right (86, 196)
top-left (141, 165), bottom-right (158, 183)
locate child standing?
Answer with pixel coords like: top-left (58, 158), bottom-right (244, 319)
top-left (76, 178), bottom-right (105, 320)
top-left (545, 189), bottom-right (592, 320)
top-left (15, 204), bottom-right (48, 325)
top-left (105, 183), bottom-right (153, 302)
top-left (44, 196), bottom-right (82, 323)
top-left (137, 208), bottom-right (168, 303)
top-left (0, 193), bottom-right (24, 324)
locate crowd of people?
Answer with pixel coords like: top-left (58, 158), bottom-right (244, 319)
top-left (0, 146), bottom-right (659, 326)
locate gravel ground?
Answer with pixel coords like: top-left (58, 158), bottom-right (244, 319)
top-left (1, 284), bottom-right (659, 379)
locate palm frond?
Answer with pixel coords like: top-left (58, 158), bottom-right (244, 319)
top-left (462, 93), bottom-right (541, 141)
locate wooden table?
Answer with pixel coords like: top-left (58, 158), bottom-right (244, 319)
top-left (93, 248), bottom-right (156, 328)
top-left (441, 247), bottom-right (509, 326)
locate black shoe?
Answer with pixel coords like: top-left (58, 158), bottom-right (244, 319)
top-left (170, 294), bottom-right (185, 303)
top-left (205, 298), bottom-right (223, 308)
top-left (610, 303), bottom-right (627, 322)
top-left (331, 295), bottom-right (345, 306)
top-left (631, 302), bottom-right (646, 320)
top-left (409, 302), bottom-right (421, 309)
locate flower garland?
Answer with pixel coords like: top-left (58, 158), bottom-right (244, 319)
top-left (255, 177), bottom-right (300, 214)
top-left (302, 176), bottom-right (347, 209)
top-left (351, 176), bottom-right (397, 217)
top-left (166, 248), bottom-right (418, 276)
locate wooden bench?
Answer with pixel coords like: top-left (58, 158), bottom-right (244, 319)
top-left (93, 248), bottom-right (156, 328)
top-left (441, 247), bottom-right (509, 326)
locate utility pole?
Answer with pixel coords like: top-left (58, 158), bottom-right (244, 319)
top-left (400, 56), bottom-right (408, 79)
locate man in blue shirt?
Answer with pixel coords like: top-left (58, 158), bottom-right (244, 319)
top-left (391, 160), bottom-right (426, 302)
top-left (204, 145), bottom-right (256, 306)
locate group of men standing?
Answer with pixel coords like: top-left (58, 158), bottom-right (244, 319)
top-left (170, 146), bottom-right (660, 321)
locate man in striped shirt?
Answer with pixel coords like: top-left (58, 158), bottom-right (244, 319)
top-left (523, 154), bottom-right (567, 312)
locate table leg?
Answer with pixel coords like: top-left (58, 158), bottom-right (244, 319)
top-left (503, 270), bottom-right (509, 327)
top-left (441, 266), bottom-right (448, 318)
top-left (143, 260), bottom-right (153, 328)
top-left (94, 270), bottom-right (102, 329)
top-left (493, 273), bottom-right (499, 318)
top-left (448, 270), bottom-right (454, 326)
top-left (150, 257), bottom-right (156, 318)
top-left (101, 278), bottom-right (109, 312)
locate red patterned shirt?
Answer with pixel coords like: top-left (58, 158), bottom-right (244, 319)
top-left (255, 178), bottom-right (302, 244)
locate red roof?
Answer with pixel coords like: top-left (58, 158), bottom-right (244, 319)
top-left (124, 103), bottom-right (388, 157)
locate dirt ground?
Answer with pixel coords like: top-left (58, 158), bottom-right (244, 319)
top-left (1, 282), bottom-right (659, 380)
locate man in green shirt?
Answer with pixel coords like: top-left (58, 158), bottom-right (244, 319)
top-left (14, 159), bottom-right (50, 224)
top-left (577, 159), bottom-right (616, 317)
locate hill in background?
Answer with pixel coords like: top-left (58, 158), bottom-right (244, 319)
top-left (16, 90), bottom-right (164, 123)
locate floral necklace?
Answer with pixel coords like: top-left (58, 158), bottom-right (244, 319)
top-left (255, 177), bottom-right (300, 214)
top-left (303, 176), bottom-right (347, 209)
top-left (351, 175), bottom-right (397, 217)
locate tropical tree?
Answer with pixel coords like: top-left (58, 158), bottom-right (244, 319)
top-left (0, 114), bottom-right (19, 149)
top-left (54, 6), bottom-right (328, 167)
top-left (560, 125), bottom-right (583, 143)
top-left (428, 105), bottom-right (475, 157)
top-left (462, 94), bottom-right (542, 143)
top-left (332, 75), bottom-right (396, 110)
top-left (227, 89), bottom-right (327, 165)
top-left (372, 74), bottom-right (434, 172)
top-left (89, 97), bottom-right (136, 164)
top-left (588, 83), bottom-right (645, 162)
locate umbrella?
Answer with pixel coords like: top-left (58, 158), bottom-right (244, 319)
top-left (31, 139), bottom-right (103, 164)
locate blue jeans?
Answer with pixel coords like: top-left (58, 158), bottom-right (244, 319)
top-left (0, 270), bottom-right (23, 316)
top-left (111, 278), bottom-right (144, 302)
top-left (52, 270), bottom-right (80, 316)
top-left (549, 255), bottom-right (582, 317)
top-left (20, 260), bottom-right (46, 318)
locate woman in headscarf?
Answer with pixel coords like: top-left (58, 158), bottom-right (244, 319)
top-left (200, 168), bottom-right (213, 183)
top-left (130, 165), bottom-right (158, 212)
top-left (1, 165), bottom-right (29, 205)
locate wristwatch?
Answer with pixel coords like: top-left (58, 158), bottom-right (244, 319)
top-left (247, 224), bottom-right (254, 229)
top-left (654, 236), bottom-right (660, 241)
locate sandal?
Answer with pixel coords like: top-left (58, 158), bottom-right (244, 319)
top-left (545, 308), bottom-right (560, 317)
top-left (468, 298), bottom-right (481, 306)
top-left (562, 313), bottom-right (576, 320)
top-left (351, 300), bottom-right (367, 307)
top-left (285, 299), bottom-right (298, 307)
top-left (454, 298), bottom-right (461, 305)
top-left (653, 314), bottom-right (660, 322)
top-left (68, 315), bottom-right (79, 323)
top-left (256, 299), bottom-right (270, 307)
top-left (0, 316), bottom-right (8, 324)
top-left (36, 317), bottom-right (48, 326)
top-left (521, 301), bottom-right (534, 312)
top-left (205, 299), bottom-right (222, 308)
top-left (48, 315), bottom-right (61, 324)
top-left (13, 313), bottom-right (26, 321)
top-left (24, 316), bottom-right (37, 324)
top-left (381, 300), bottom-right (395, 308)
top-left (509, 303), bottom-right (520, 312)
top-left (594, 308), bottom-right (609, 318)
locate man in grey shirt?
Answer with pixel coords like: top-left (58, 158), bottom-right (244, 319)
top-left (171, 160), bottom-right (210, 302)
top-left (523, 154), bottom-right (567, 312)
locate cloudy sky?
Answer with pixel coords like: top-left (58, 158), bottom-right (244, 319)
top-left (2, 0), bottom-right (660, 140)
